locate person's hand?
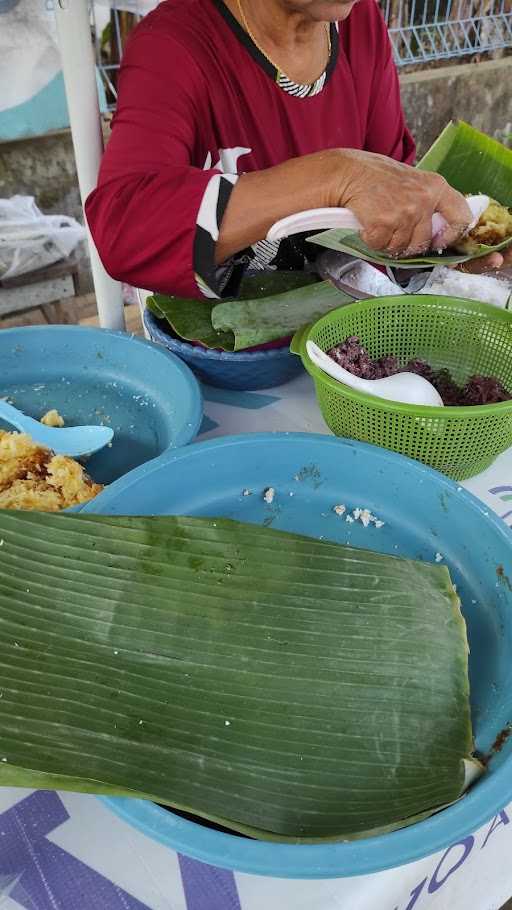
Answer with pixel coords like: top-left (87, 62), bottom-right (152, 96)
top-left (456, 245), bottom-right (512, 275)
top-left (216, 148), bottom-right (472, 265)
top-left (324, 148), bottom-right (472, 258)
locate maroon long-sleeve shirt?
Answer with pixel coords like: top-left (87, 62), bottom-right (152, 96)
top-left (86, 0), bottom-right (415, 300)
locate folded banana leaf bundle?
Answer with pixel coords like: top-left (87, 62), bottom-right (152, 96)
top-left (148, 273), bottom-right (350, 352)
top-left (0, 511), bottom-right (479, 842)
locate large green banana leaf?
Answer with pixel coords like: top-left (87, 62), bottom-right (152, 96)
top-left (0, 511), bottom-right (476, 842)
top-left (418, 120), bottom-right (512, 206)
top-left (309, 120), bottom-right (512, 269)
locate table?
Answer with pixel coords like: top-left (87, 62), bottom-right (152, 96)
top-left (1, 371), bottom-right (511, 910)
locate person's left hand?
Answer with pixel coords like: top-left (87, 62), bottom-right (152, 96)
top-left (457, 244), bottom-right (512, 275)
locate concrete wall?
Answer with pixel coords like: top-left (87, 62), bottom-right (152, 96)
top-left (400, 57), bottom-right (512, 158)
top-left (1, 56), bottom-right (511, 290)
top-left (0, 130), bottom-right (81, 218)
top-left (0, 129), bottom-right (105, 293)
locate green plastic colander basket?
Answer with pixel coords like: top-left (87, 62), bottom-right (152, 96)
top-left (292, 295), bottom-right (512, 480)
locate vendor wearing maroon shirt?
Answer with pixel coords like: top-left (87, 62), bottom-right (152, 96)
top-left (86, 0), bottom-right (511, 302)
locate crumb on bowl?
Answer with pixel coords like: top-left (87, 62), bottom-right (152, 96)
top-left (40, 409), bottom-right (65, 428)
top-left (263, 487), bottom-right (275, 505)
top-left (335, 504), bottom-right (385, 528)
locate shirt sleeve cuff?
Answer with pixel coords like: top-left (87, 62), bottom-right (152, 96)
top-left (193, 171), bottom-right (246, 299)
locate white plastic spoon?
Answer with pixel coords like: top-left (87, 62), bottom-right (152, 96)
top-left (306, 340), bottom-right (444, 407)
top-left (267, 194), bottom-right (490, 246)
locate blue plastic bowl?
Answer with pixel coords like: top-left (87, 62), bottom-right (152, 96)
top-left (0, 325), bottom-right (202, 493)
top-left (83, 433), bottom-right (512, 878)
top-left (144, 308), bottom-right (303, 390)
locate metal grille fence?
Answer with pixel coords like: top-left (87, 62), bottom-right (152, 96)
top-left (91, 0), bottom-right (512, 108)
top-left (384, 0), bottom-right (512, 65)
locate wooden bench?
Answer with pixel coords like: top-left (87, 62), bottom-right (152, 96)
top-left (0, 257), bottom-right (80, 324)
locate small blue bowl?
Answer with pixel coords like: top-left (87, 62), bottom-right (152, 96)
top-left (144, 309), bottom-right (303, 391)
top-left (0, 325), bottom-right (203, 492)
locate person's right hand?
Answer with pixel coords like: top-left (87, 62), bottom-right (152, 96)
top-left (216, 147), bottom-right (472, 266)
top-left (324, 148), bottom-right (472, 258)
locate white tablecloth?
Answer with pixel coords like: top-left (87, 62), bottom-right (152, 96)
top-left (1, 371), bottom-right (511, 910)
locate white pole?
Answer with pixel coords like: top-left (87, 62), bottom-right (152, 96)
top-left (54, 0), bottom-right (125, 331)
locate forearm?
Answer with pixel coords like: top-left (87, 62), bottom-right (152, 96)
top-left (216, 151), bottom-right (338, 264)
top-left (218, 146), bottom-right (472, 263)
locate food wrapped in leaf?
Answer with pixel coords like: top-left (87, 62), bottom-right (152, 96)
top-left (453, 199), bottom-right (512, 255)
top-left (0, 511), bottom-right (480, 842)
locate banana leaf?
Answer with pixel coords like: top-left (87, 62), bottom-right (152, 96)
top-left (148, 272), bottom-right (315, 350)
top-left (212, 281), bottom-right (352, 351)
top-left (148, 273), bottom-right (348, 351)
top-left (309, 120), bottom-right (512, 270)
top-left (418, 120), bottom-right (512, 206)
top-left (0, 510), bottom-right (477, 842)
top-left (237, 272), bottom-right (319, 298)
top-left (308, 229), bottom-right (468, 270)
top-left (148, 294), bottom-right (236, 351)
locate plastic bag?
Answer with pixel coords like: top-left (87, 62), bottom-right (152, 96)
top-left (408, 266), bottom-right (512, 310)
top-left (0, 196), bottom-right (86, 281)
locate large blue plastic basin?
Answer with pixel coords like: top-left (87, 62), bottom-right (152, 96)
top-left (82, 433), bottom-right (512, 878)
